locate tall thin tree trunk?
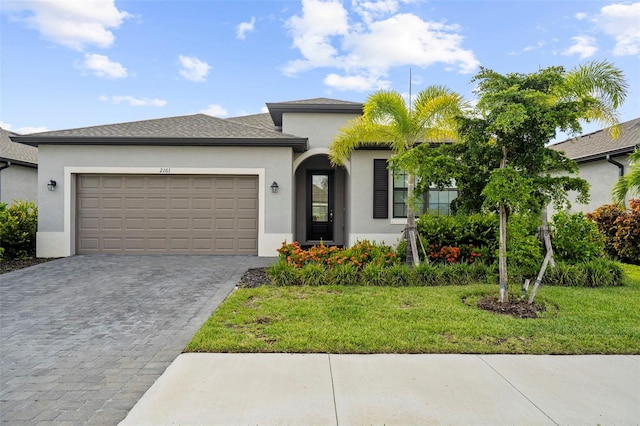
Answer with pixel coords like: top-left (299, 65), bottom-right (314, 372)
top-left (529, 208), bottom-right (555, 304)
top-left (498, 147), bottom-right (508, 303)
top-left (406, 173), bottom-right (420, 267)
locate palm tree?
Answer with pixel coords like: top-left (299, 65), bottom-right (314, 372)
top-left (612, 148), bottom-right (640, 204)
top-left (329, 86), bottom-right (467, 266)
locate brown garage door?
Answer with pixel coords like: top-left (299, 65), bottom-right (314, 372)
top-left (76, 175), bottom-right (258, 254)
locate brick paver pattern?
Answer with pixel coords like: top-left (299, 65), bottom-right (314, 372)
top-left (0, 255), bottom-right (272, 425)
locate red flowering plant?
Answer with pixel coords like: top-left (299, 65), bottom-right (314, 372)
top-left (277, 240), bottom-right (399, 270)
top-left (427, 244), bottom-right (484, 264)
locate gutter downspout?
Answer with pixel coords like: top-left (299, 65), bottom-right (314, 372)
top-left (606, 155), bottom-right (624, 177)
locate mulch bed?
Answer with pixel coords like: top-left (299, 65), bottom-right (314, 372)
top-left (238, 267), bottom-right (270, 288)
top-left (0, 258), bottom-right (55, 274)
top-left (477, 296), bottom-right (546, 319)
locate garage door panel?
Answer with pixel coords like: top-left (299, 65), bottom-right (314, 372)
top-left (102, 197), bottom-right (122, 209)
top-left (102, 218), bottom-right (123, 230)
top-left (124, 198), bottom-right (145, 209)
top-left (147, 177), bottom-right (169, 189)
top-left (147, 197), bottom-right (168, 209)
top-left (238, 177), bottom-right (258, 189)
top-left (238, 218), bottom-right (258, 230)
top-left (148, 218), bottom-right (167, 230)
top-left (102, 177), bottom-right (123, 189)
top-left (77, 175), bottom-right (258, 254)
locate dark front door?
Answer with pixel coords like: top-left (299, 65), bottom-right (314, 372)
top-left (307, 171), bottom-right (334, 241)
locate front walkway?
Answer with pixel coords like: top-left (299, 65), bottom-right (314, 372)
top-left (0, 255), bottom-right (272, 424)
top-left (123, 353), bottom-right (640, 425)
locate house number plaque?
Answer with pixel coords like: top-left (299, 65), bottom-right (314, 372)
top-left (159, 168), bottom-right (171, 174)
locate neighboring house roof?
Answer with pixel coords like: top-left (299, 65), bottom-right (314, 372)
top-left (12, 114), bottom-right (309, 152)
top-left (549, 117), bottom-right (639, 162)
top-left (0, 127), bottom-right (38, 168)
top-left (266, 98), bottom-right (363, 127)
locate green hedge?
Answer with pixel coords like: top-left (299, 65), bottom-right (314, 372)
top-left (0, 200), bottom-right (38, 260)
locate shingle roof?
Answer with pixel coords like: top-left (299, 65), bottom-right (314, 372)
top-left (11, 114), bottom-right (309, 152)
top-left (20, 114), bottom-right (292, 139)
top-left (0, 127), bottom-right (37, 166)
top-left (266, 98), bottom-right (363, 127)
top-left (549, 117), bottom-right (639, 161)
top-left (271, 97), bottom-right (362, 106)
top-left (227, 113), bottom-right (276, 130)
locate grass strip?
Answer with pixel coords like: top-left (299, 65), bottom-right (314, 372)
top-left (186, 263), bottom-right (640, 354)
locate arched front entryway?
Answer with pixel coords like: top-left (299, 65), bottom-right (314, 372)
top-left (294, 153), bottom-right (347, 247)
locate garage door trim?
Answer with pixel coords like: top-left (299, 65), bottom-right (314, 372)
top-left (63, 167), bottom-right (266, 255)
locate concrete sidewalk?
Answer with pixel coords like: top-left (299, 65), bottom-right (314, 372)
top-left (120, 354), bottom-right (639, 425)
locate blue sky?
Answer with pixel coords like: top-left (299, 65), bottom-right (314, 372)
top-left (1, 0), bottom-right (639, 137)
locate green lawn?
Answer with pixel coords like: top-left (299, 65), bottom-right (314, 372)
top-left (185, 263), bottom-right (640, 354)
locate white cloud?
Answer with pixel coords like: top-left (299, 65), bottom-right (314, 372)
top-left (352, 0), bottom-right (399, 23)
top-left (283, 0), bottom-right (479, 91)
top-left (324, 73), bottom-right (390, 91)
top-left (575, 12), bottom-right (587, 20)
top-left (562, 35), bottom-right (598, 58)
top-left (99, 95), bottom-right (167, 107)
top-left (200, 104), bottom-right (229, 117)
top-left (178, 55), bottom-right (211, 82)
top-left (593, 2), bottom-right (640, 56)
top-left (2, 0), bottom-right (130, 50)
top-left (283, 0), bottom-right (349, 75)
top-left (78, 53), bottom-right (127, 79)
top-left (236, 17), bottom-right (256, 40)
top-left (0, 121), bottom-right (48, 134)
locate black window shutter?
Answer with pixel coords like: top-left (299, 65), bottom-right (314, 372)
top-left (373, 159), bottom-right (388, 218)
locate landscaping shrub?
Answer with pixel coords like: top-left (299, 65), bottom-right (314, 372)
top-left (612, 200), bottom-right (640, 264)
top-left (361, 262), bottom-right (387, 286)
top-left (268, 262), bottom-right (299, 286)
top-left (277, 240), bottom-right (398, 270)
top-left (544, 259), bottom-right (622, 287)
top-left (507, 213), bottom-right (543, 277)
top-left (586, 201), bottom-right (640, 264)
top-left (586, 203), bottom-right (625, 258)
top-left (328, 263), bottom-right (359, 286)
top-left (0, 200), bottom-right (38, 259)
top-left (551, 211), bottom-right (605, 263)
top-left (415, 213), bottom-right (498, 263)
top-left (397, 213), bottom-right (496, 265)
top-left (413, 263), bottom-right (441, 286)
top-left (582, 258), bottom-right (623, 287)
top-left (299, 263), bottom-right (326, 286)
top-left (383, 264), bottom-right (414, 286)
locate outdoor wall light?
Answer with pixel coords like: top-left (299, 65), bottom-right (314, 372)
top-left (270, 181), bottom-right (279, 193)
top-left (47, 180), bottom-right (57, 191)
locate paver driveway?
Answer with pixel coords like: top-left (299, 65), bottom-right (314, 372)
top-left (0, 254), bottom-right (273, 425)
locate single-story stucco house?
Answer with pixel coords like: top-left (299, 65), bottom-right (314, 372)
top-left (1, 127), bottom-right (38, 205)
top-left (13, 98), bottom-right (455, 258)
top-left (549, 117), bottom-right (639, 213)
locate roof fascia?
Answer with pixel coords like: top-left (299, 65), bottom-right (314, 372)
top-left (0, 158), bottom-right (38, 168)
top-left (10, 136), bottom-right (309, 153)
top-left (570, 147), bottom-right (636, 163)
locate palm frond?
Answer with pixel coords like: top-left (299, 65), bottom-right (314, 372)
top-left (329, 117), bottom-right (398, 165)
top-left (565, 60), bottom-right (629, 136)
top-left (612, 148), bottom-right (640, 203)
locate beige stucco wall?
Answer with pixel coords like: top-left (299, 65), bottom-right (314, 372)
top-left (347, 149), bottom-right (405, 247)
top-left (36, 144), bottom-right (293, 257)
top-left (282, 112), bottom-right (360, 149)
top-left (562, 154), bottom-right (631, 214)
top-left (0, 164), bottom-right (38, 205)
